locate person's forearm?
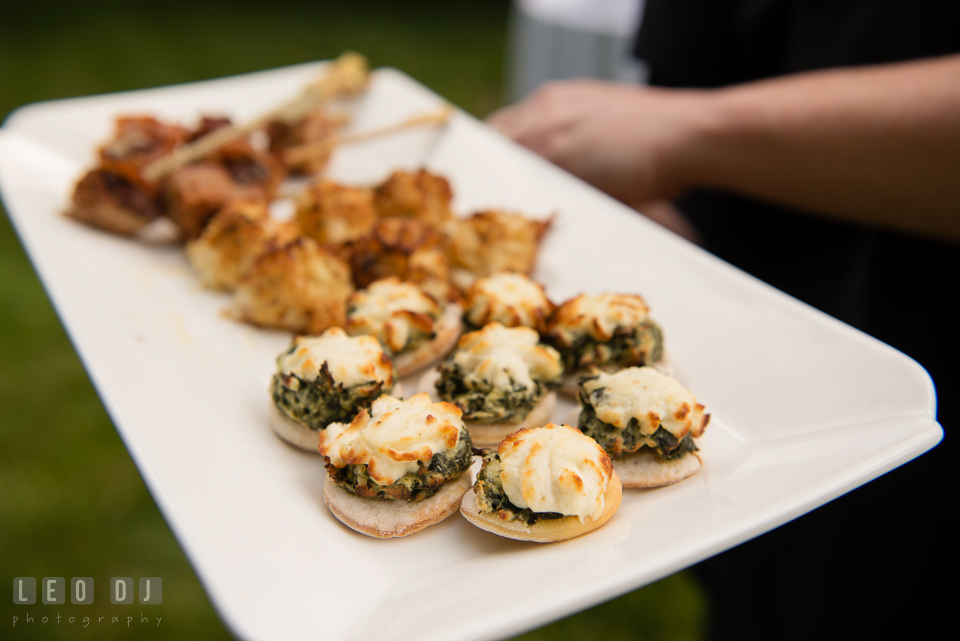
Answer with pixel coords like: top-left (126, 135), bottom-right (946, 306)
top-left (675, 54), bottom-right (960, 242)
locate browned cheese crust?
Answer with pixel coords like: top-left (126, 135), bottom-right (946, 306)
top-left (463, 272), bottom-right (555, 334)
top-left (295, 180), bottom-right (377, 246)
top-left (374, 169), bottom-right (454, 227)
top-left (186, 200), bottom-right (299, 291)
top-left (324, 470), bottom-right (472, 538)
top-left (346, 217), bottom-right (452, 302)
top-left (232, 236), bottom-right (353, 334)
top-left (446, 210), bottom-right (552, 279)
top-left (459, 470), bottom-right (622, 543)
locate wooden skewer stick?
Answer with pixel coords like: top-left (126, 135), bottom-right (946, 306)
top-left (141, 52), bottom-right (369, 182)
top-left (282, 105), bottom-right (454, 168)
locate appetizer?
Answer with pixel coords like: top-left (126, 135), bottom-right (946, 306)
top-left (319, 393), bottom-right (473, 538)
top-left (233, 236), bottom-right (353, 335)
top-left (186, 200), bottom-right (298, 291)
top-left (545, 293), bottom-right (666, 394)
top-left (268, 109), bottom-right (345, 175)
top-left (577, 367), bottom-right (709, 488)
top-left (346, 277), bottom-right (462, 377)
top-left (66, 116), bottom-right (187, 235)
top-left (446, 210), bottom-right (551, 287)
top-left (460, 423), bottom-right (622, 542)
top-left (434, 322), bottom-right (563, 447)
top-left (295, 180), bottom-right (377, 247)
top-left (269, 328), bottom-right (398, 451)
top-left (462, 271), bottom-right (555, 334)
top-left (346, 217), bottom-right (453, 302)
top-left (374, 168), bottom-right (454, 227)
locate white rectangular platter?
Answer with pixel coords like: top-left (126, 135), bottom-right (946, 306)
top-left (0, 62), bottom-right (942, 641)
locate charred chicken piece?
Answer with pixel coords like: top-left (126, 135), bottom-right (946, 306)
top-left (68, 168), bottom-right (164, 235)
top-left (268, 109), bottom-right (343, 175)
top-left (162, 162), bottom-right (266, 240)
top-left (67, 116), bottom-right (187, 235)
top-left (233, 236), bottom-right (354, 335)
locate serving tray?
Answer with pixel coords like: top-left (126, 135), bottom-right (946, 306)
top-left (0, 61), bottom-right (942, 641)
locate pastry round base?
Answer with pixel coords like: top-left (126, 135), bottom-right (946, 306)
top-left (323, 471), bottom-right (472, 538)
top-left (268, 402), bottom-right (323, 452)
top-left (394, 304), bottom-right (462, 378)
top-left (615, 449), bottom-right (702, 488)
top-left (465, 392), bottom-right (557, 448)
top-left (459, 470), bottom-right (622, 543)
top-left (268, 381), bottom-right (403, 453)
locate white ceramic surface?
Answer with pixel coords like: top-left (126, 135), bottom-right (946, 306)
top-left (0, 62), bottom-right (942, 641)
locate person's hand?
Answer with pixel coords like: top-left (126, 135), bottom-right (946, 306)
top-left (487, 80), bottom-right (709, 204)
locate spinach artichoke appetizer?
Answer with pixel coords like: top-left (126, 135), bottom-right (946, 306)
top-left (460, 424), bottom-right (622, 542)
top-left (318, 393), bottom-right (474, 538)
top-left (545, 294), bottom-right (665, 394)
top-left (269, 327), bottom-right (397, 452)
top-left (577, 367), bottom-right (710, 488)
top-left (434, 322), bottom-right (563, 446)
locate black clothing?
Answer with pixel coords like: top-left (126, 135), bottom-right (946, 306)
top-left (635, 2), bottom-right (960, 639)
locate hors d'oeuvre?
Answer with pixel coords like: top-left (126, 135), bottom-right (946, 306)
top-left (295, 180), bottom-right (377, 247)
top-left (185, 200), bottom-right (298, 291)
top-left (346, 217), bottom-right (453, 303)
top-left (374, 169), bottom-right (454, 227)
top-left (66, 116), bottom-right (187, 235)
top-left (433, 323), bottom-right (563, 447)
top-left (345, 277), bottom-right (461, 377)
top-left (460, 423), bottom-right (621, 542)
top-left (319, 393), bottom-right (473, 538)
top-left (577, 367), bottom-right (709, 488)
top-left (446, 210), bottom-right (551, 288)
top-left (267, 109), bottom-right (344, 175)
top-left (462, 271), bottom-right (555, 334)
top-left (233, 236), bottom-right (353, 335)
top-left (544, 293), bottom-right (668, 395)
top-left (269, 328), bottom-right (398, 451)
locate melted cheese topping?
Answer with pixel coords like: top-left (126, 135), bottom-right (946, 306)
top-left (464, 272), bottom-right (553, 332)
top-left (346, 277), bottom-right (441, 353)
top-left (319, 393), bottom-right (463, 485)
top-left (549, 293), bottom-right (650, 343)
top-left (498, 424), bottom-right (612, 523)
top-left (277, 327), bottom-right (394, 389)
top-left (581, 367), bottom-right (708, 440)
top-left (452, 323), bottom-right (562, 391)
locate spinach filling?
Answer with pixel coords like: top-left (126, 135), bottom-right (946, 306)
top-left (577, 400), bottom-right (698, 460)
top-left (435, 360), bottom-right (561, 423)
top-left (271, 361), bottom-right (390, 432)
top-left (553, 320), bottom-right (663, 374)
top-left (325, 428), bottom-right (473, 501)
top-left (474, 452), bottom-right (565, 526)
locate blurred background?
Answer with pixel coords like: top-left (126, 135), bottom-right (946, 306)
top-left (0, 1), bottom-right (707, 639)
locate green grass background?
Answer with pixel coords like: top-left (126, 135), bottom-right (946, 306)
top-left (0, 2), bottom-right (707, 639)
